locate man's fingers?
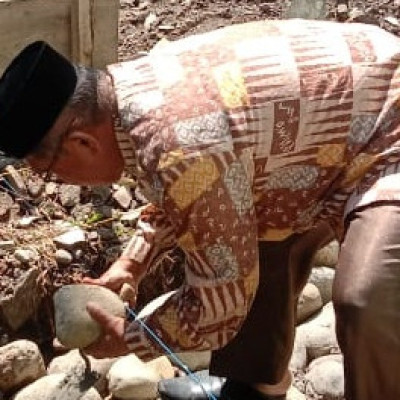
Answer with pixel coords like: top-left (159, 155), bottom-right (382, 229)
top-left (82, 276), bottom-right (106, 286)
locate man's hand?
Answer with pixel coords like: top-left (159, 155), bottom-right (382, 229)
top-left (83, 257), bottom-right (139, 305)
top-left (84, 302), bottom-right (131, 359)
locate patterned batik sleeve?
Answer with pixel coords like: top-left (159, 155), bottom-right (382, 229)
top-left (121, 203), bottom-right (177, 272)
top-left (124, 152), bottom-right (260, 360)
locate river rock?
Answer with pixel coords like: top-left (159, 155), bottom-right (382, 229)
top-left (53, 284), bottom-right (125, 349)
top-left (48, 349), bottom-right (116, 395)
top-left (306, 354), bottom-right (344, 399)
top-left (313, 240), bottom-right (339, 268)
top-left (55, 249), bottom-right (73, 266)
top-left (13, 373), bottom-right (101, 400)
top-left (308, 267), bottom-right (335, 304)
top-left (296, 283), bottom-right (323, 323)
top-left (0, 268), bottom-right (41, 330)
top-left (59, 185), bottom-right (81, 207)
top-left (0, 340), bottom-right (45, 393)
top-left (108, 354), bottom-right (159, 399)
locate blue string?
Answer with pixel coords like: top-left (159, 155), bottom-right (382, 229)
top-left (125, 305), bottom-right (219, 400)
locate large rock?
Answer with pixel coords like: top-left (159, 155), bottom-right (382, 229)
top-left (108, 354), bottom-right (159, 399)
top-left (296, 283), bottom-right (323, 323)
top-left (48, 349), bottom-right (116, 395)
top-left (146, 356), bottom-right (175, 380)
top-left (306, 354), bottom-right (344, 399)
top-left (54, 284), bottom-right (125, 349)
top-left (308, 267), bottom-right (335, 304)
top-left (172, 351), bottom-right (211, 372)
top-left (13, 373), bottom-right (101, 400)
top-left (313, 240), bottom-right (339, 268)
top-left (0, 268), bottom-right (41, 330)
top-left (0, 340), bottom-right (45, 393)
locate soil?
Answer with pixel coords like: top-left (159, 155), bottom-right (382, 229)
top-left (118, 0), bottom-right (400, 62)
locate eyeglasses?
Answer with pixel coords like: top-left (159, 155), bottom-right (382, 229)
top-left (41, 117), bottom-right (77, 182)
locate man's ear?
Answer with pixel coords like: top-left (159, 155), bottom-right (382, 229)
top-left (63, 131), bottom-right (100, 160)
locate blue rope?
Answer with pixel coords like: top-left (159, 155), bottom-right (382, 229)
top-left (125, 305), bottom-right (219, 400)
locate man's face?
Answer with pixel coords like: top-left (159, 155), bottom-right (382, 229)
top-left (26, 115), bottom-right (125, 185)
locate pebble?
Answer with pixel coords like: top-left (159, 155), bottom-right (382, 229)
top-left (16, 216), bottom-right (39, 228)
top-left (59, 185), bottom-right (81, 207)
top-left (144, 12), bottom-right (158, 30)
top-left (14, 248), bottom-right (37, 264)
top-left (4, 165), bottom-right (27, 194)
top-left (0, 240), bottom-right (15, 250)
top-left (112, 186), bottom-right (132, 210)
top-left (55, 249), bottom-right (73, 266)
top-left (53, 228), bottom-right (86, 250)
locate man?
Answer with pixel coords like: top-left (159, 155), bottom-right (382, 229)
top-left (0, 18), bottom-right (399, 400)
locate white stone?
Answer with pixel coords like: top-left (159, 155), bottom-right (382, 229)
top-left (55, 249), bottom-right (73, 266)
top-left (287, 385), bottom-right (306, 400)
top-left (306, 354), bottom-right (344, 399)
top-left (303, 325), bottom-right (339, 361)
top-left (296, 283), bottom-right (323, 323)
top-left (48, 349), bottom-right (116, 395)
top-left (13, 373), bottom-right (101, 400)
top-left (108, 354), bottom-right (159, 399)
top-left (308, 267), bottom-right (335, 304)
top-left (0, 240), bottom-right (15, 250)
top-left (385, 16), bottom-right (400, 27)
top-left (16, 216), bottom-right (39, 228)
top-left (54, 284), bottom-right (125, 349)
top-left (173, 351), bottom-right (211, 372)
top-left (0, 340), bottom-right (45, 392)
top-left (144, 12), bottom-right (158, 30)
top-left (45, 182), bottom-right (58, 196)
top-left (14, 248), bottom-right (37, 263)
top-left (146, 356), bottom-right (175, 380)
top-left (112, 186), bottom-right (132, 210)
top-left (53, 228), bottom-right (86, 250)
top-left (313, 240), bottom-right (339, 267)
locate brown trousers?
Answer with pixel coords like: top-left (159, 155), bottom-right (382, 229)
top-left (210, 204), bottom-right (400, 400)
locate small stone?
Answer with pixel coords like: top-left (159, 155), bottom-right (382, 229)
top-left (144, 12), bottom-right (158, 30)
top-left (14, 248), bottom-right (37, 264)
top-left (112, 186), bottom-right (132, 210)
top-left (16, 216), bottom-right (39, 228)
top-left (88, 231), bottom-right (99, 241)
top-left (120, 207), bottom-right (144, 225)
top-left (45, 182), bottom-right (58, 196)
top-left (337, 3), bottom-right (348, 14)
top-left (27, 179), bottom-right (44, 198)
top-left (91, 186), bottom-right (112, 205)
top-left (53, 228), bottom-right (86, 250)
top-left (0, 192), bottom-right (14, 218)
top-left (159, 24), bottom-right (175, 31)
top-left (59, 185), bottom-right (81, 207)
top-left (55, 249), bottom-right (73, 266)
top-left (384, 16), bottom-right (400, 27)
top-left (296, 283), bottom-right (323, 323)
top-left (0, 240), bottom-right (15, 250)
top-left (108, 354), bottom-right (159, 399)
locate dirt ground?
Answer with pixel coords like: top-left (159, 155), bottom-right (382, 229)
top-left (118, 0), bottom-right (400, 61)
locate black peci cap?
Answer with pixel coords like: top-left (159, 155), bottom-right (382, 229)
top-left (0, 41), bottom-right (77, 158)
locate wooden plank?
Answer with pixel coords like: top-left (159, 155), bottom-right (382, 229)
top-left (92, 0), bottom-right (119, 68)
top-left (0, 0), bottom-right (118, 71)
top-left (70, 0), bottom-right (93, 66)
top-left (0, 0), bottom-right (72, 72)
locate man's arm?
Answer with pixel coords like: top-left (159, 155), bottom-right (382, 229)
top-left (122, 153), bottom-right (260, 360)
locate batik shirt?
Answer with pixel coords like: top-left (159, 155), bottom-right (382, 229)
top-left (107, 19), bottom-right (400, 360)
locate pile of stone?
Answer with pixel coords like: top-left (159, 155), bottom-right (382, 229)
top-left (0, 236), bottom-right (342, 400)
